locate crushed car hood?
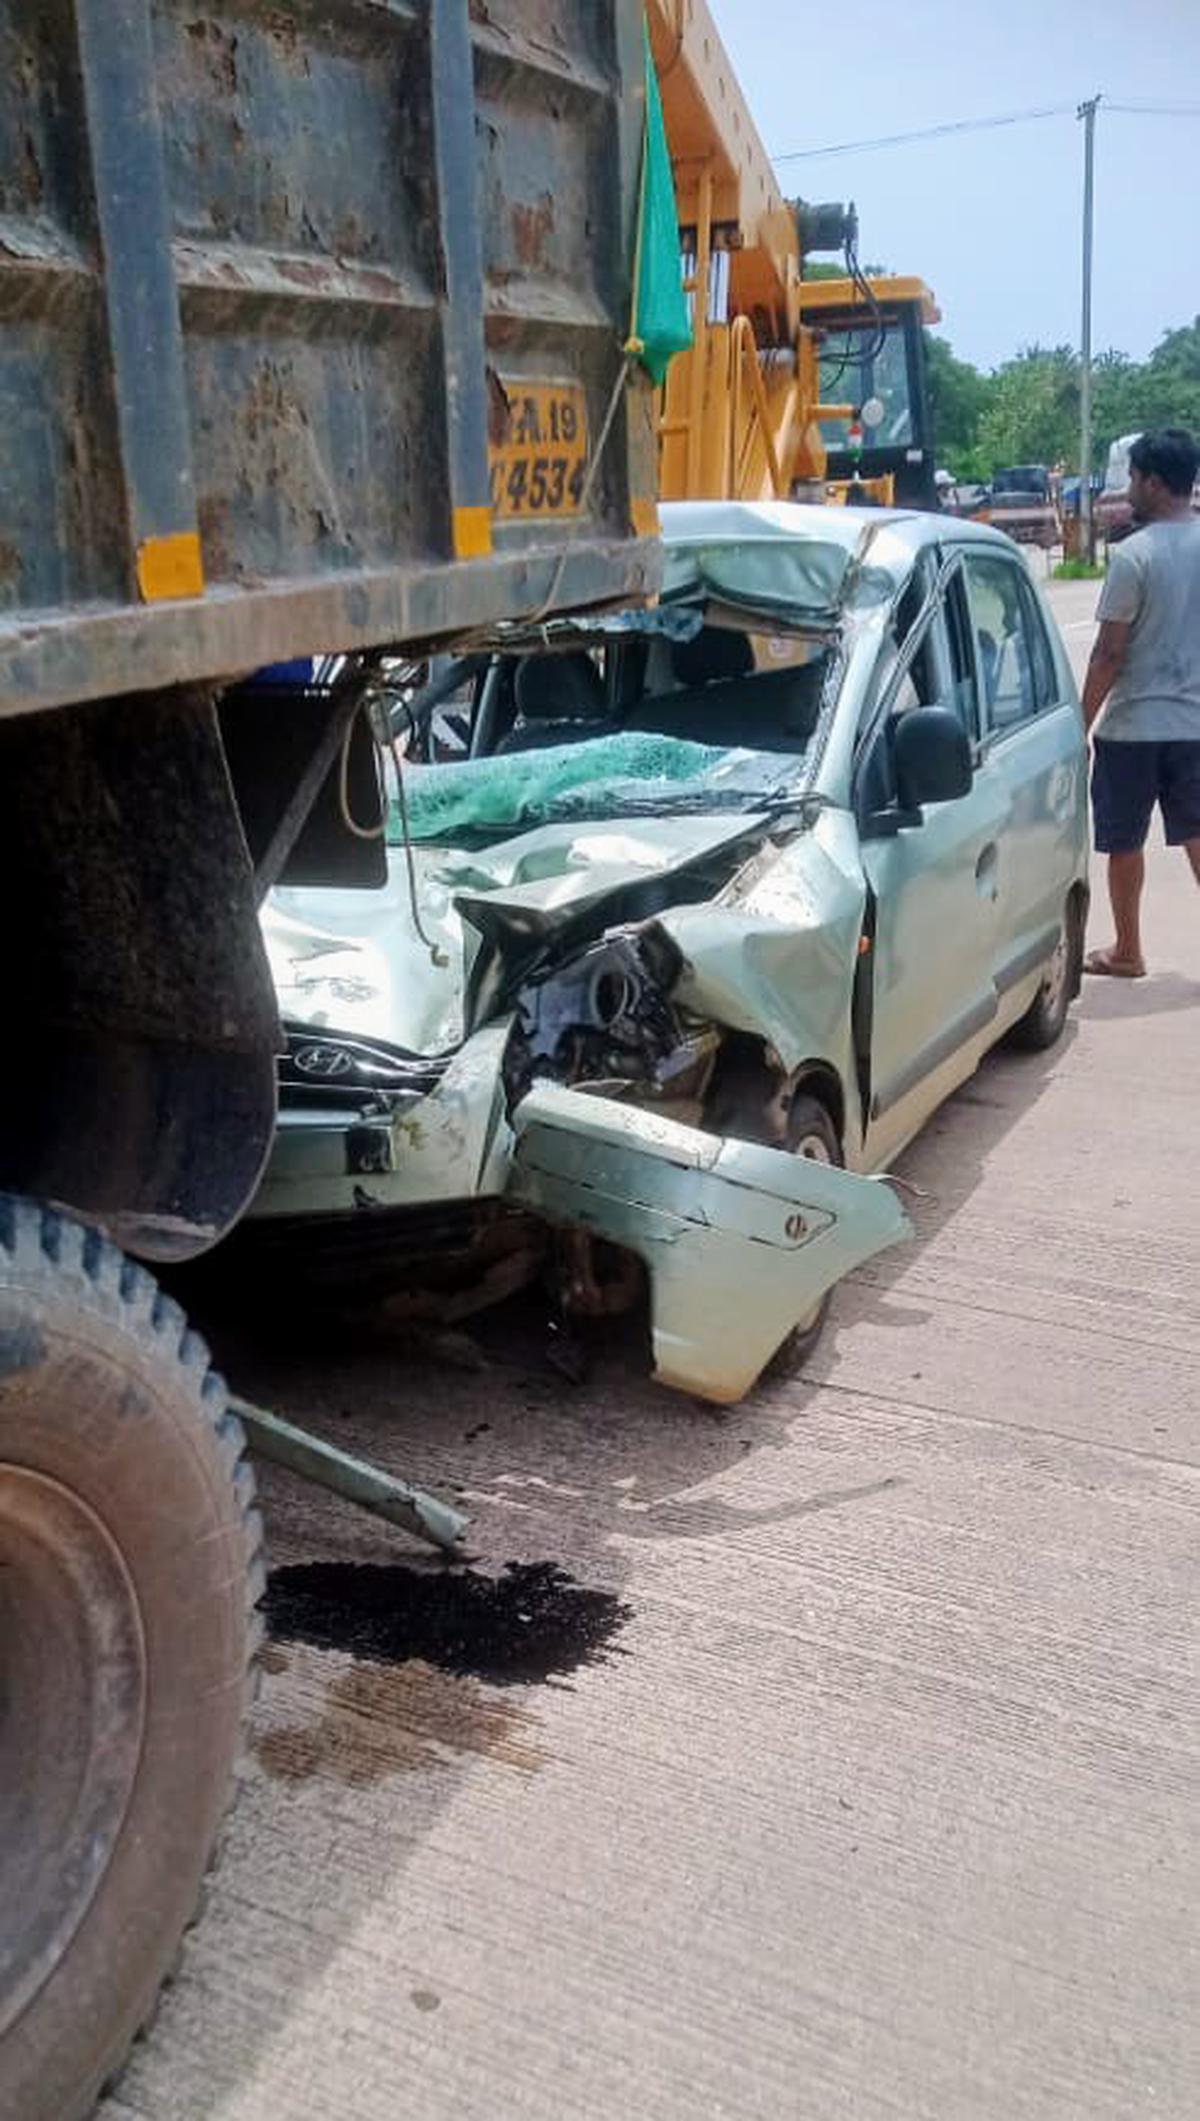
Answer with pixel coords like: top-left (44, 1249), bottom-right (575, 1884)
top-left (264, 813), bottom-right (774, 1057)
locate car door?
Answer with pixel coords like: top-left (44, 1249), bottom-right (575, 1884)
top-left (855, 547), bottom-right (1010, 1169)
top-left (960, 549), bottom-right (1087, 1016)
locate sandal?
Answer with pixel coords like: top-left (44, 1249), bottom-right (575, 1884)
top-left (1083, 948), bottom-right (1146, 979)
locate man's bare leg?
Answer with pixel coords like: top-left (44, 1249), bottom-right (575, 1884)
top-left (1110, 850), bottom-right (1146, 958)
top-left (1184, 837), bottom-right (1200, 886)
top-left (1085, 850), bottom-right (1148, 975)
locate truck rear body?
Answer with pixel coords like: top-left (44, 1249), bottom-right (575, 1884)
top-left (0, 0), bottom-right (659, 717)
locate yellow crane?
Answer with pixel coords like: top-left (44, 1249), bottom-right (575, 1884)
top-left (647, 0), bottom-right (941, 507)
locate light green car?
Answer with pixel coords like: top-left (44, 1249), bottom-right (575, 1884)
top-left (252, 502), bottom-right (1088, 1402)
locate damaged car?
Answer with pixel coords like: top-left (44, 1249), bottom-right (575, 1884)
top-left (245, 501), bottom-right (1088, 1403)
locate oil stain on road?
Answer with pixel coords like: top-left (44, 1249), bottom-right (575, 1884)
top-left (254, 1562), bottom-right (633, 1788)
top-left (264, 1559), bottom-right (632, 1687)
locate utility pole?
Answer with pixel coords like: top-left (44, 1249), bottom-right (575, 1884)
top-left (1078, 96), bottom-right (1101, 564)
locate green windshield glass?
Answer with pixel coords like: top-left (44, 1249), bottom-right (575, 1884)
top-left (389, 733), bottom-right (807, 847)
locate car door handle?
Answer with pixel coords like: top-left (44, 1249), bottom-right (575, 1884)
top-left (975, 842), bottom-right (999, 898)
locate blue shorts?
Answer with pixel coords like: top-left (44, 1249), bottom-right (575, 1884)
top-left (1091, 738), bottom-right (1200, 854)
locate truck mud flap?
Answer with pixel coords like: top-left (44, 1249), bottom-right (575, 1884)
top-left (508, 1085), bottom-right (910, 1404)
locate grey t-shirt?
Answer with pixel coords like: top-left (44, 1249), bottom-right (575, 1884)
top-left (1096, 518), bottom-right (1200, 741)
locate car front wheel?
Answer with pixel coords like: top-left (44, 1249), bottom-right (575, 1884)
top-left (782, 1094), bottom-right (843, 1360)
top-left (1009, 897), bottom-right (1083, 1052)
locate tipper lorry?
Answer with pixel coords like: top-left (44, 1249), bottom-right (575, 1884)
top-left (0, 3), bottom-right (658, 2112)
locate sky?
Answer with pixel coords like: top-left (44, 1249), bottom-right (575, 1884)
top-left (713, 0), bottom-right (1200, 372)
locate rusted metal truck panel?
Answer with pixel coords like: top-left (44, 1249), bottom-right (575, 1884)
top-left (0, 0), bottom-right (659, 715)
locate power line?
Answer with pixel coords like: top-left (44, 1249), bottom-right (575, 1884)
top-left (771, 96), bottom-right (1200, 165)
top-left (771, 105), bottom-right (1075, 164)
top-left (1106, 100), bottom-right (1200, 116)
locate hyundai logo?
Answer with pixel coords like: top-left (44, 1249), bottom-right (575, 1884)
top-left (293, 1043), bottom-right (354, 1079)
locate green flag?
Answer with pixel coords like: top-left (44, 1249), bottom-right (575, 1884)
top-left (631, 24), bottom-right (692, 386)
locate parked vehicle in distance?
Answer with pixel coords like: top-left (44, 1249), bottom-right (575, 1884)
top-left (1058, 441), bottom-right (1137, 543)
top-left (247, 503), bottom-right (1089, 1404)
top-left (1094, 433), bottom-right (1197, 542)
top-left (1064, 436), bottom-right (1199, 547)
top-left (980, 466), bottom-right (1062, 548)
top-left (1099, 434), bottom-right (1140, 527)
top-left (938, 477), bottom-right (989, 519)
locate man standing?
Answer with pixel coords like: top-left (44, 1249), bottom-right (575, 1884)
top-left (1082, 427), bottom-right (1200, 977)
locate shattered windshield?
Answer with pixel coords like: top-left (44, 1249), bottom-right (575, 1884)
top-left (388, 614), bottom-right (832, 847)
top-left (391, 732), bottom-right (808, 846)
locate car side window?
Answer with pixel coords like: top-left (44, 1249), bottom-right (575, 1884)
top-left (891, 611), bottom-right (940, 717)
top-left (963, 553), bottom-right (1043, 736)
top-left (943, 571), bottom-right (981, 738)
top-left (1017, 575), bottom-right (1060, 709)
top-left (855, 569), bottom-right (949, 819)
top-left (865, 562), bottom-right (940, 730)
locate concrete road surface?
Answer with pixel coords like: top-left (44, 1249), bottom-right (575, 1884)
top-left (103, 580), bottom-right (1198, 2121)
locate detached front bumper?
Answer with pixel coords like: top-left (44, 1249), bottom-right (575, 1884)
top-left (508, 1085), bottom-right (910, 1404)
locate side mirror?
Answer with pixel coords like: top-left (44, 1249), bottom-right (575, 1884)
top-left (893, 706), bottom-right (973, 813)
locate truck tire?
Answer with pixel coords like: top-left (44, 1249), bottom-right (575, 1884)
top-left (0, 1196), bottom-right (264, 2121)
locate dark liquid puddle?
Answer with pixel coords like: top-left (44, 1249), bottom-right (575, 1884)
top-left (265, 1560), bottom-right (631, 1687)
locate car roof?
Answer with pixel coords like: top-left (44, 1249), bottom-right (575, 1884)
top-left (659, 497), bottom-right (1020, 567)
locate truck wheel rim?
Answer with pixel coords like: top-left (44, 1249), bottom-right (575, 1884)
top-left (0, 1466), bottom-right (146, 2036)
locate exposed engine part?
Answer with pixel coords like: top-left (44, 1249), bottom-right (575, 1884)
top-left (505, 923), bottom-right (717, 1108)
top-left (553, 1230), bottom-right (645, 1319)
top-left (505, 923), bottom-right (723, 1329)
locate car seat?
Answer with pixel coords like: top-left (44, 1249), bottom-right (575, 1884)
top-left (626, 627), bottom-right (822, 754)
top-left (495, 652), bottom-right (613, 753)
top-left (669, 626), bottom-right (756, 688)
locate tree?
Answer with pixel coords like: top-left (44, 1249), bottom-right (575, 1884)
top-left (1081, 327), bottom-right (1200, 471)
top-left (977, 345), bottom-right (1079, 472)
top-left (924, 333), bottom-right (992, 477)
top-left (1140, 318), bottom-right (1200, 433)
top-left (1147, 317), bottom-right (1200, 380)
top-left (1091, 350), bottom-right (1142, 464)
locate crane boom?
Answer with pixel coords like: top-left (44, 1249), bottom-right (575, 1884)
top-left (646, 0), bottom-right (941, 508)
top-left (646, 0), bottom-right (800, 325)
